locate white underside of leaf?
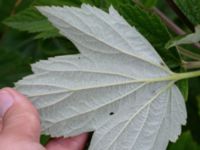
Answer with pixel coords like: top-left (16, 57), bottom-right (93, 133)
top-left (15, 4), bottom-right (187, 150)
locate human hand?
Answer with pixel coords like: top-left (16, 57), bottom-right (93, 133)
top-left (0, 88), bottom-right (88, 150)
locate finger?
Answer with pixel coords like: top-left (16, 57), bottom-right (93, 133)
top-left (0, 118), bottom-right (2, 131)
top-left (46, 133), bottom-right (89, 150)
top-left (0, 88), bottom-right (41, 142)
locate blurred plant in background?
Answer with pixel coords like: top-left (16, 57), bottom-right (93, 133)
top-left (0, 0), bottom-right (200, 149)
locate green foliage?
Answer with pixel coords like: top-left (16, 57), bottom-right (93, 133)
top-left (198, 95), bottom-right (200, 116)
top-left (3, 0), bottom-right (135, 38)
top-left (33, 0), bottom-right (81, 6)
top-left (140, 0), bottom-right (157, 8)
top-left (81, 0), bottom-right (109, 8)
top-left (0, 29), bottom-right (78, 88)
top-left (0, 0), bottom-right (16, 21)
top-left (4, 8), bottom-right (59, 38)
top-left (118, 5), bottom-right (180, 69)
top-left (0, 48), bottom-right (31, 88)
top-left (0, 0), bottom-right (16, 32)
top-left (187, 77), bottom-right (200, 145)
top-left (14, 0), bottom-right (35, 12)
top-left (81, 0), bottom-right (133, 9)
top-left (169, 131), bottom-right (200, 150)
top-left (175, 0), bottom-right (200, 25)
top-left (5, 0), bottom-right (180, 68)
top-left (40, 135), bottom-right (51, 146)
top-left (4, 0), bottom-right (82, 39)
top-left (177, 78), bottom-right (189, 101)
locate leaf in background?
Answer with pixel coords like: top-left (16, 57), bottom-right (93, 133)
top-left (3, 0), bottom-right (181, 71)
top-left (118, 5), bottom-right (181, 69)
top-left (40, 135), bottom-right (51, 146)
top-left (140, 0), bottom-right (157, 8)
top-left (176, 78), bottom-right (188, 101)
top-left (197, 95), bottom-right (200, 117)
top-left (0, 29), bottom-right (78, 59)
top-left (168, 131), bottom-right (200, 150)
top-left (0, 49), bottom-right (31, 88)
top-left (175, 67), bottom-right (189, 102)
top-left (186, 77), bottom-right (200, 144)
top-left (16, 5), bottom-right (187, 150)
top-left (81, 0), bottom-right (133, 10)
top-left (33, 0), bottom-right (81, 6)
top-left (4, 8), bottom-right (59, 39)
top-left (14, 0), bottom-right (35, 12)
top-left (0, 0), bottom-right (16, 32)
top-left (80, 0), bottom-right (109, 9)
top-left (0, 0), bottom-right (15, 21)
top-left (81, 0), bottom-right (131, 10)
top-left (166, 25), bottom-right (200, 48)
top-left (175, 0), bottom-right (200, 25)
top-left (3, 0), bottom-right (134, 38)
top-left (3, 0), bottom-right (82, 39)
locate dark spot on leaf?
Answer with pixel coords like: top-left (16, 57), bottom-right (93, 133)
top-left (78, 57), bottom-right (80, 59)
top-left (160, 62), bottom-right (164, 66)
top-left (109, 112), bottom-right (114, 115)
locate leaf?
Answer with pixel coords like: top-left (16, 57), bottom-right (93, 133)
top-left (140, 0), bottom-right (157, 8)
top-left (0, 48), bottom-right (31, 88)
top-left (176, 79), bottom-right (188, 101)
top-left (15, 5), bottom-right (187, 150)
top-left (3, 0), bottom-right (135, 39)
top-left (40, 135), bottom-right (51, 145)
top-left (166, 25), bottom-right (200, 48)
top-left (0, 0), bottom-right (16, 32)
top-left (81, 0), bottom-right (133, 9)
top-left (168, 131), bottom-right (200, 150)
top-left (197, 95), bottom-right (200, 117)
top-left (33, 0), bottom-right (81, 6)
top-left (118, 5), bottom-right (181, 69)
top-left (81, 0), bottom-right (109, 8)
top-left (3, 0), bottom-right (180, 71)
top-left (4, 7), bottom-right (59, 38)
top-left (175, 0), bottom-right (200, 25)
top-left (3, 0), bottom-right (81, 39)
top-left (0, 0), bottom-right (16, 21)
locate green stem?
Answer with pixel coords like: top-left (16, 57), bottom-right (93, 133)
top-left (173, 70), bottom-right (200, 80)
top-left (146, 70), bottom-right (200, 83)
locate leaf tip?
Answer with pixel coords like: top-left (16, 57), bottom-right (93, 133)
top-left (165, 41), bottom-right (174, 49)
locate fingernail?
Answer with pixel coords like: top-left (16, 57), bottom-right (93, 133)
top-left (0, 90), bottom-right (14, 117)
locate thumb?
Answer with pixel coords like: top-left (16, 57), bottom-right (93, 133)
top-left (0, 88), bottom-right (41, 142)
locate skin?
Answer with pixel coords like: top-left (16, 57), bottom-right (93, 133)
top-left (0, 88), bottom-right (88, 150)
